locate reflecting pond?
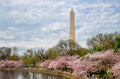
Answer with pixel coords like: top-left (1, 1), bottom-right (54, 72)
top-left (0, 71), bottom-right (69, 79)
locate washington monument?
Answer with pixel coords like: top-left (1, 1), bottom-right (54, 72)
top-left (70, 8), bottom-right (75, 42)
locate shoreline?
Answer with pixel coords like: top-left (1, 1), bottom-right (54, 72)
top-left (0, 68), bottom-right (78, 79)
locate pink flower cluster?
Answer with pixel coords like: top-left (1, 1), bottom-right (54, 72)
top-left (40, 55), bottom-right (79, 70)
top-left (0, 60), bottom-right (23, 68)
top-left (40, 50), bottom-right (120, 78)
top-left (109, 61), bottom-right (120, 78)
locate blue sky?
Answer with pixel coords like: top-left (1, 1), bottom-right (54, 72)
top-left (0, 0), bottom-right (120, 54)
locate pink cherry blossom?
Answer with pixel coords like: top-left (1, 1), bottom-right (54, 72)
top-left (0, 60), bottom-right (23, 68)
top-left (39, 50), bottom-right (120, 78)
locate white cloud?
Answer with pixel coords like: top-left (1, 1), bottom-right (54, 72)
top-left (41, 22), bottom-right (68, 32)
top-left (6, 26), bottom-right (17, 31)
top-left (0, 0), bottom-right (119, 51)
top-left (74, 2), bottom-right (112, 10)
top-left (0, 31), bottom-right (16, 40)
top-left (0, 39), bottom-right (58, 49)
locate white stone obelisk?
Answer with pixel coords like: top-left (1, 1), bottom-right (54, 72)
top-left (70, 8), bottom-right (75, 42)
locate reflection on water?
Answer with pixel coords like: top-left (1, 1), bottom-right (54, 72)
top-left (0, 71), bottom-right (68, 79)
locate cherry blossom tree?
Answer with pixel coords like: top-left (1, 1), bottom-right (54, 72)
top-left (109, 61), bottom-right (120, 78)
top-left (0, 60), bottom-right (23, 68)
top-left (40, 59), bottom-right (53, 68)
top-left (40, 50), bottom-right (120, 78)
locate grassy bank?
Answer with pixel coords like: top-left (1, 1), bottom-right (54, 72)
top-left (0, 68), bottom-right (78, 79)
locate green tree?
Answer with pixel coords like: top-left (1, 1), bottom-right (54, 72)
top-left (25, 56), bottom-right (39, 67)
top-left (8, 54), bottom-right (20, 61)
top-left (78, 48), bottom-right (89, 56)
top-left (87, 33), bottom-right (118, 52)
top-left (114, 34), bottom-right (120, 53)
top-left (47, 48), bottom-right (59, 59)
top-left (23, 58), bottom-right (31, 66)
top-left (23, 49), bottom-right (40, 67)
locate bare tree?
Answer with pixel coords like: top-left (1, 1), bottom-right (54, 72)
top-left (0, 47), bottom-right (12, 60)
top-left (54, 40), bottom-right (81, 55)
top-left (35, 48), bottom-right (48, 61)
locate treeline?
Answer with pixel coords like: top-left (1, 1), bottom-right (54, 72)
top-left (87, 32), bottom-right (120, 53)
top-left (0, 47), bottom-right (20, 61)
top-left (0, 32), bottom-right (120, 67)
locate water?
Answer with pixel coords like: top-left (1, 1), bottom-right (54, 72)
top-left (0, 71), bottom-right (69, 79)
